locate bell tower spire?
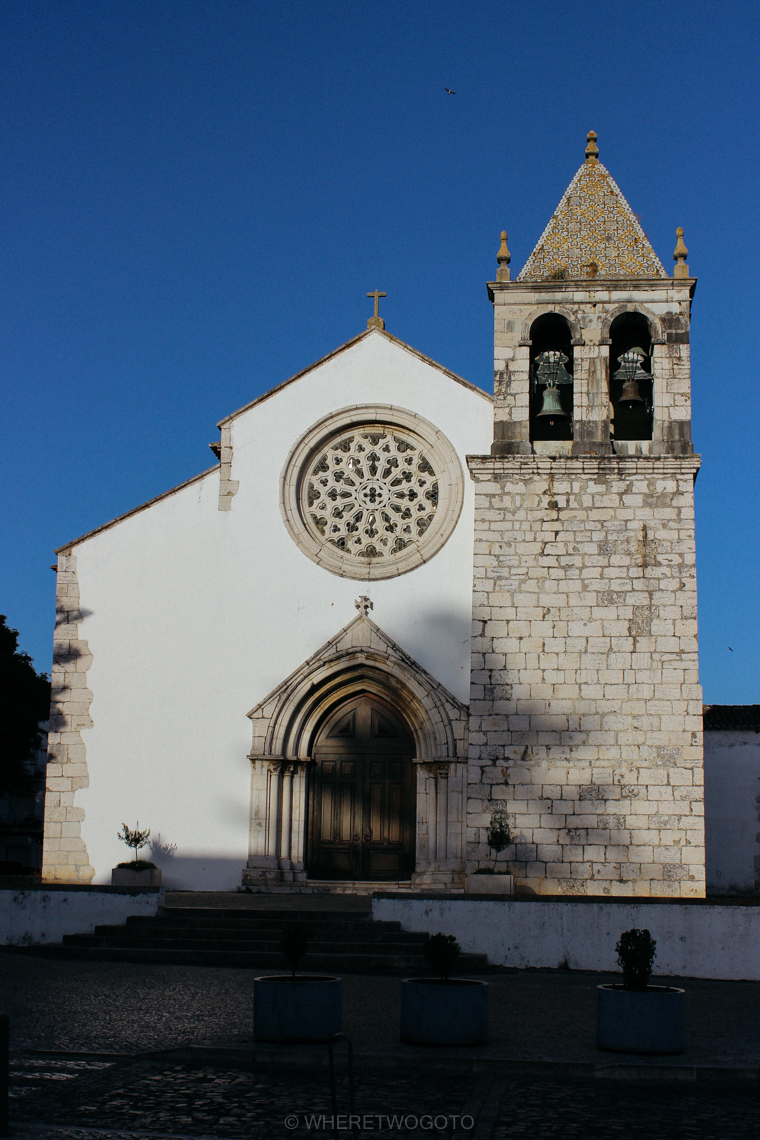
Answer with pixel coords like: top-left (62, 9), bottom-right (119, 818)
top-left (488, 128), bottom-right (694, 458)
top-left (469, 131), bottom-right (705, 900)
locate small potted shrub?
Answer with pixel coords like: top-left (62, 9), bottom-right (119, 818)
top-left (254, 926), bottom-right (342, 1043)
top-left (466, 812), bottom-right (514, 895)
top-left (111, 823), bottom-right (162, 887)
top-left (400, 933), bottom-right (488, 1046)
top-left (596, 928), bottom-right (685, 1054)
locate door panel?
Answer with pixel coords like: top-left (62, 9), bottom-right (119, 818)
top-left (310, 753), bottom-right (361, 877)
top-left (308, 696), bottom-right (414, 881)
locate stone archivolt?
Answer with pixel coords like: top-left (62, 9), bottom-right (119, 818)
top-left (244, 607), bottom-right (468, 888)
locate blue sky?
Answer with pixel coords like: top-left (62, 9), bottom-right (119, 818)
top-left (1, 0), bottom-right (758, 702)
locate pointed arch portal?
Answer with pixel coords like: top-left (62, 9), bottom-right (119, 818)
top-left (242, 610), bottom-right (468, 889)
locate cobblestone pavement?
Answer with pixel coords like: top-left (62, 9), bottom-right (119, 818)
top-left (7, 1057), bottom-right (758, 1139)
top-left (2, 954), bottom-right (760, 1138)
top-left (2, 953), bottom-right (760, 1066)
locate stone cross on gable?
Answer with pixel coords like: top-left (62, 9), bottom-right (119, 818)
top-left (367, 290), bottom-right (386, 330)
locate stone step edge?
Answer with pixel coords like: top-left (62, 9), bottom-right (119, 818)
top-left (12, 1046), bottom-right (756, 1084)
top-left (182, 1045), bottom-right (760, 1084)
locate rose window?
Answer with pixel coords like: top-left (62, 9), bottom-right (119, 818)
top-left (281, 405), bottom-right (464, 581)
top-left (303, 428), bottom-right (439, 561)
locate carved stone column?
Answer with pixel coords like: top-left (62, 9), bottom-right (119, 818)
top-left (244, 758), bottom-right (284, 884)
top-left (267, 762), bottom-right (281, 862)
top-left (435, 765), bottom-right (449, 864)
top-left (279, 765), bottom-right (294, 879)
top-left (412, 759), bottom-right (465, 889)
top-left (244, 758), bottom-right (310, 887)
top-left (290, 762), bottom-right (308, 881)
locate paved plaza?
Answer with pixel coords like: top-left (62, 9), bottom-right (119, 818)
top-left (1, 952), bottom-right (759, 1138)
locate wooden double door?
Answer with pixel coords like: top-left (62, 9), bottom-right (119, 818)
top-left (307, 696), bottom-right (415, 881)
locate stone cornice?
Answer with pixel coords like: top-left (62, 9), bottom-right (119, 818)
top-left (467, 454), bottom-right (702, 478)
top-left (487, 278), bottom-right (697, 303)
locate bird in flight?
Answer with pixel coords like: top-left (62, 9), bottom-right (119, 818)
top-left (444, 87), bottom-right (456, 95)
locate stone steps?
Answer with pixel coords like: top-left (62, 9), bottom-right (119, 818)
top-left (123, 912), bottom-right (410, 930)
top-left (63, 935), bottom-right (429, 953)
top-left (26, 905), bottom-right (488, 975)
top-left (25, 946), bottom-right (445, 971)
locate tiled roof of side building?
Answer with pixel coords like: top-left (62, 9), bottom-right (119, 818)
top-left (703, 705), bottom-right (760, 732)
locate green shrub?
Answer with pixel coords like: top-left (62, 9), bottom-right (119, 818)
top-left (117, 822), bottom-right (152, 864)
top-left (485, 813), bottom-right (512, 869)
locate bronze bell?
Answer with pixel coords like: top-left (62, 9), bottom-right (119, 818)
top-left (615, 347), bottom-right (648, 408)
top-left (619, 377), bottom-right (644, 407)
top-left (536, 384), bottom-right (567, 419)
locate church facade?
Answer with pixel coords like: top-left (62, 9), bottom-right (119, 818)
top-left (42, 133), bottom-right (707, 897)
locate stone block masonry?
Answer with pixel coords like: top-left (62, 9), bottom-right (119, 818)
top-left (41, 553), bottom-right (96, 883)
top-left (466, 454), bottom-right (704, 898)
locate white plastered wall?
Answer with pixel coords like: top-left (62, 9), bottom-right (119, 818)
top-left (704, 730), bottom-right (760, 895)
top-left (72, 331), bottom-right (493, 887)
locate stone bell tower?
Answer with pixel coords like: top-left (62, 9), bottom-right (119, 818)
top-left (467, 132), bottom-right (704, 897)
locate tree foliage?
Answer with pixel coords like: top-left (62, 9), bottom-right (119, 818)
top-left (0, 615), bottom-right (50, 793)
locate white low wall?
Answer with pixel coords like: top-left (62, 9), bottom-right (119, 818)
top-left (372, 896), bottom-right (760, 981)
top-left (0, 886), bottom-right (163, 945)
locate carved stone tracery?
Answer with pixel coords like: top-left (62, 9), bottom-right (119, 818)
top-left (280, 405), bottom-right (465, 581)
top-left (305, 427), bottom-right (439, 561)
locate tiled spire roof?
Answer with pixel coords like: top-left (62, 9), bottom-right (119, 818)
top-left (517, 132), bottom-right (668, 282)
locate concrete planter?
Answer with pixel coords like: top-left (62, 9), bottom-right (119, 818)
top-left (111, 867), bottom-right (162, 887)
top-left (596, 984), bottom-right (685, 1054)
top-left (400, 978), bottom-right (488, 1045)
top-left (466, 873), bottom-right (514, 895)
top-left (254, 975), bottom-right (342, 1043)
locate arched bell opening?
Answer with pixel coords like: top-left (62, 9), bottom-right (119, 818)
top-left (529, 313), bottom-right (574, 442)
top-left (609, 312), bottom-right (654, 441)
top-left (306, 693), bottom-right (416, 882)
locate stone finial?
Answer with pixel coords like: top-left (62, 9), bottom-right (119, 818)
top-left (585, 130), bottom-right (599, 164)
top-left (673, 226), bottom-right (689, 279)
top-left (355, 595), bottom-right (373, 616)
top-left (496, 231), bottom-right (511, 282)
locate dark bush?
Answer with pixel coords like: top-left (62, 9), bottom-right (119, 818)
top-left (281, 926), bottom-right (309, 976)
top-left (616, 928), bottom-right (657, 991)
top-left (423, 932), bottom-right (461, 980)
